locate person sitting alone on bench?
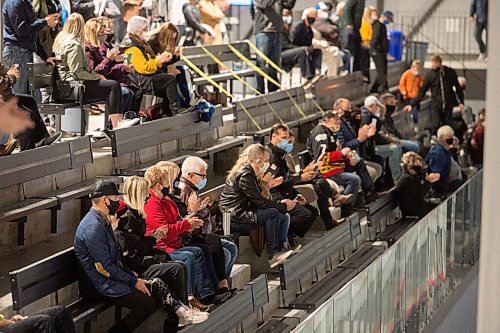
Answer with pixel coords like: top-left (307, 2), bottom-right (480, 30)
top-left (218, 144), bottom-right (295, 268)
top-left (0, 62), bottom-right (62, 157)
top-left (395, 152), bottom-right (440, 218)
top-left (0, 306), bottom-right (75, 333)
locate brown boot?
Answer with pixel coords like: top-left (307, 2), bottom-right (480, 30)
top-left (189, 298), bottom-right (214, 312)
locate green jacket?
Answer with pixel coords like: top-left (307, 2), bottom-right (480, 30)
top-left (56, 39), bottom-right (100, 81)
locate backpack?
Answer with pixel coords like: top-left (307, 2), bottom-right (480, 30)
top-left (195, 98), bottom-right (215, 123)
top-left (176, 65), bottom-right (196, 107)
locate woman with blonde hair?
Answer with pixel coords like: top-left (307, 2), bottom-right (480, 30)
top-left (395, 152), bottom-right (441, 218)
top-left (148, 22), bottom-right (181, 55)
top-left (144, 166), bottom-right (233, 310)
top-left (84, 17), bottom-right (141, 113)
top-left (53, 13), bottom-right (137, 129)
top-left (115, 176), bottom-right (209, 327)
top-left (359, 5), bottom-right (378, 82)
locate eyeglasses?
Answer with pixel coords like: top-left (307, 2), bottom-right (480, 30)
top-left (192, 172), bottom-right (207, 179)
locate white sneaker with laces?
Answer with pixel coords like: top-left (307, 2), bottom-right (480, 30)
top-left (115, 118), bottom-right (140, 129)
top-left (179, 307), bottom-right (209, 326)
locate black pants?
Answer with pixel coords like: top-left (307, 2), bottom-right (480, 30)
top-left (345, 29), bottom-right (362, 72)
top-left (83, 80), bottom-right (122, 115)
top-left (360, 46), bottom-right (371, 81)
top-left (3, 306), bottom-right (75, 333)
top-left (141, 261), bottom-right (189, 304)
top-left (107, 289), bottom-right (160, 333)
top-left (281, 47), bottom-right (322, 79)
top-left (16, 94), bottom-right (49, 150)
top-left (431, 103), bottom-right (454, 131)
top-left (313, 177), bottom-right (337, 230)
top-left (474, 21), bottom-right (487, 54)
top-left (370, 51), bottom-right (388, 93)
top-left (151, 73), bottom-right (178, 117)
top-left (345, 159), bottom-right (375, 194)
top-left (288, 203), bottom-right (318, 238)
top-left (190, 234), bottom-right (227, 281)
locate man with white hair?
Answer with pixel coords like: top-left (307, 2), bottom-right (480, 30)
top-left (179, 156), bottom-right (238, 280)
top-left (426, 125), bottom-right (464, 194)
top-left (292, 8), bottom-right (322, 84)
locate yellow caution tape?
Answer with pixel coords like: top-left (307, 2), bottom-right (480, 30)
top-left (180, 55), bottom-right (263, 131)
top-left (245, 39), bottom-right (287, 75)
top-left (312, 99), bottom-right (325, 116)
top-left (227, 43), bottom-right (307, 119)
top-left (200, 45), bottom-right (285, 124)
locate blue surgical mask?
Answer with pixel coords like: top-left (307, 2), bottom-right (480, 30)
top-left (283, 16), bottom-right (292, 25)
top-left (285, 143), bottom-right (294, 153)
top-left (197, 177), bottom-right (207, 190)
top-left (277, 139), bottom-right (289, 151)
top-left (383, 19), bottom-right (390, 25)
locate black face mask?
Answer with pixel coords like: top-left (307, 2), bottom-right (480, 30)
top-left (412, 165), bottom-right (423, 176)
top-left (106, 33), bottom-right (114, 44)
top-left (445, 138), bottom-right (454, 145)
top-left (385, 105), bottom-right (396, 114)
top-left (161, 186), bottom-right (170, 197)
top-left (307, 17), bottom-right (316, 25)
top-left (106, 198), bottom-right (120, 216)
top-left (433, 67), bottom-right (441, 72)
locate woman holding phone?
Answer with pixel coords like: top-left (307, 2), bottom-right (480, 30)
top-left (84, 17), bottom-right (141, 114)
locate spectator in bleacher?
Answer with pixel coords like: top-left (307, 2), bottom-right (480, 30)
top-left (469, 0), bottom-right (488, 61)
top-left (75, 180), bottom-right (164, 333)
top-left (396, 152), bottom-right (440, 218)
top-left (399, 59), bottom-right (424, 127)
top-left (0, 306), bottom-right (75, 333)
top-left (154, 160), bottom-right (234, 297)
top-left (284, 131), bottom-right (341, 230)
top-left (252, 0), bottom-right (283, 93)
top-left (281, 9), bottom-right (322, 85)
top-left (307, 112), bottom-right (363, 208)
top-left (333, 98), bottom-right (383, 185)
top-left (426, 125), bottom-right (465, 194)
top-left (359, 5), bottom-right (377, 83)
top-left (33, 0), bottom-right (62, 57)
top-left (84, 18), bottom-right (139, 114)
top-left (369, 10), bottom-right (393, 94)
top-left (198, 0), bottom-right (225, 45)
top-left (53, 13), bottom-right (138, 130)
top-left (121, 16), bottom-right (191, 116)
top-left (144, 165), bottom-right (233, 309)
top-left (71, 0), bottom-right (100, 21)
top-left (339, 0), bottom-right (364, 72)
top-left (219, 144), bottom-right (295, 267)
top-left (361, 95), bottom-right (403, 182)
top-left (148, 22), bottom-right (182, 57)
top-left (115, 1), bottom-right (141, 44)
top-left (179, 156), bottom-right (238, 278)
top-left (183, 0), bottom-right (212, 47)
top-left (469, 108), bottom-right (485, 166)
top-left (404, 55), bottom-right (464, 130)
top-left (268, 124), bottom-right (319, 242)
top-left (380, 93), bottom-right (421, 153)
top-left (312, 2), bottom-right (348, 77)
top-left (2, 0), bottom-right (59, 94)
top-left (116, 176), bottom-right (209, 326)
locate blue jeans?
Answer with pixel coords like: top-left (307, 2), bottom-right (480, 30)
top-left (400, 139), bottom-right (421, 153)
top-left (256, 208), bottom-right (289, 257)
top-left (170, 246), bottom-right (216, 299)
top-left (221, 239), bottom-right (238, 278)
top-left (345, 159), bottom-right (375, 193)
top-left (121, 86), bottom-right (133, 113)
top-left (327, 172), bottom-right (361, 204)
top-left (340, 49), bottom-right (352, 73)
top-left (411, 104), bottom-right (420, 123)
top-left (3, 45), bottom-right (33, 95)
top-left (375, 143), bottom-right (403, 182)
top-left (254, 32), bottom-right (281, 93)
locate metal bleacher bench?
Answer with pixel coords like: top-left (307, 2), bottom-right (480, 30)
top-left (9, 247), bottom-right (118, 333)
top-left (110, 105), bottom-right (246, 176)
top-left (0, 137), bottom-right (94, 245)
top-left (28, 62), bottom-right (108, 136)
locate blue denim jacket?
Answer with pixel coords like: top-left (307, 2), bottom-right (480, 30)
top-left (75, 208), bottom-right (137, 298)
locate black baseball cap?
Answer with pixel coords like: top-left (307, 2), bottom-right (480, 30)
top-left (323, 111), bottom-right (340, 120)
top-left (90, 180), bottom-right (122, 198)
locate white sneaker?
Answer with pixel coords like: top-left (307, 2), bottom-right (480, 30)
top-left (179, 307), bottom-right (209, 326)
top-left (477, 53), bottom-right (487, 61)
top-left (268, 250), bottom-right (293, 268)
top-left (115, 118), bottom-right (140, 129)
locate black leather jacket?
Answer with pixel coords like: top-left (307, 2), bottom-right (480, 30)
top-left (218, 163), bottom-right (287, 223)
top-left (183, 3), bottom-right (207, 34)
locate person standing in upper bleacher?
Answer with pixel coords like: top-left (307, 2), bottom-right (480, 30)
top-left (469, 0), bottom-right (488, 61)
top-left (198, 0), bottom-right (225, 45)
top-left (399, 59), bottom-right (424, 127)
top-left (369, 10), bottom-right (393, 93)
top-left (359, 5), bottom-right (377, 83)
top-left (339, 0), bottom-right (364, 72)
top-left (252, 0), bottom-right (283, 93)
top-left (2, 0), bottom-right (59, 94)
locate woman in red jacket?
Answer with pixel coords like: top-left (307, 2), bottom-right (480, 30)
top-left (144, 166), bottom-right (232, 308)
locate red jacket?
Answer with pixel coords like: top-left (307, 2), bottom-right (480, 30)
top-left (144, 190), bottom-right (191, 252)
top-left (319, 151), bottom-right (350, 178)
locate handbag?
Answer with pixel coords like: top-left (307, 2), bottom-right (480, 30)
top-left (53, 71), bottom-right (85, 103)
top-left (139, 103), bottom-right (163, 121)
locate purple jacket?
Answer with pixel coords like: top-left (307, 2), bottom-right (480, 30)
top-left (84, 41), bottom-right (131, 87)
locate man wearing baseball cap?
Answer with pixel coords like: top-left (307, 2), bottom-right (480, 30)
top-left (74, 180), bottom-right (161, 333)
top-left (369, 10), bottom-right (394, 93)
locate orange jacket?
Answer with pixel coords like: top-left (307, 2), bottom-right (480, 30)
top-left (399, 69), bottom-right (424, 100)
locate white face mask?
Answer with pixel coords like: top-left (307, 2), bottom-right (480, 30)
top-left (371, 14), bottom-right (378, 21)
top-left (260, 161), bottom-right (270, 175)
top-left (282, 16), bottom-right (292, 25)
top-left (412, 70), bottom-right (420, 76)
top-left (319, 11), bottom-right (329, 19)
